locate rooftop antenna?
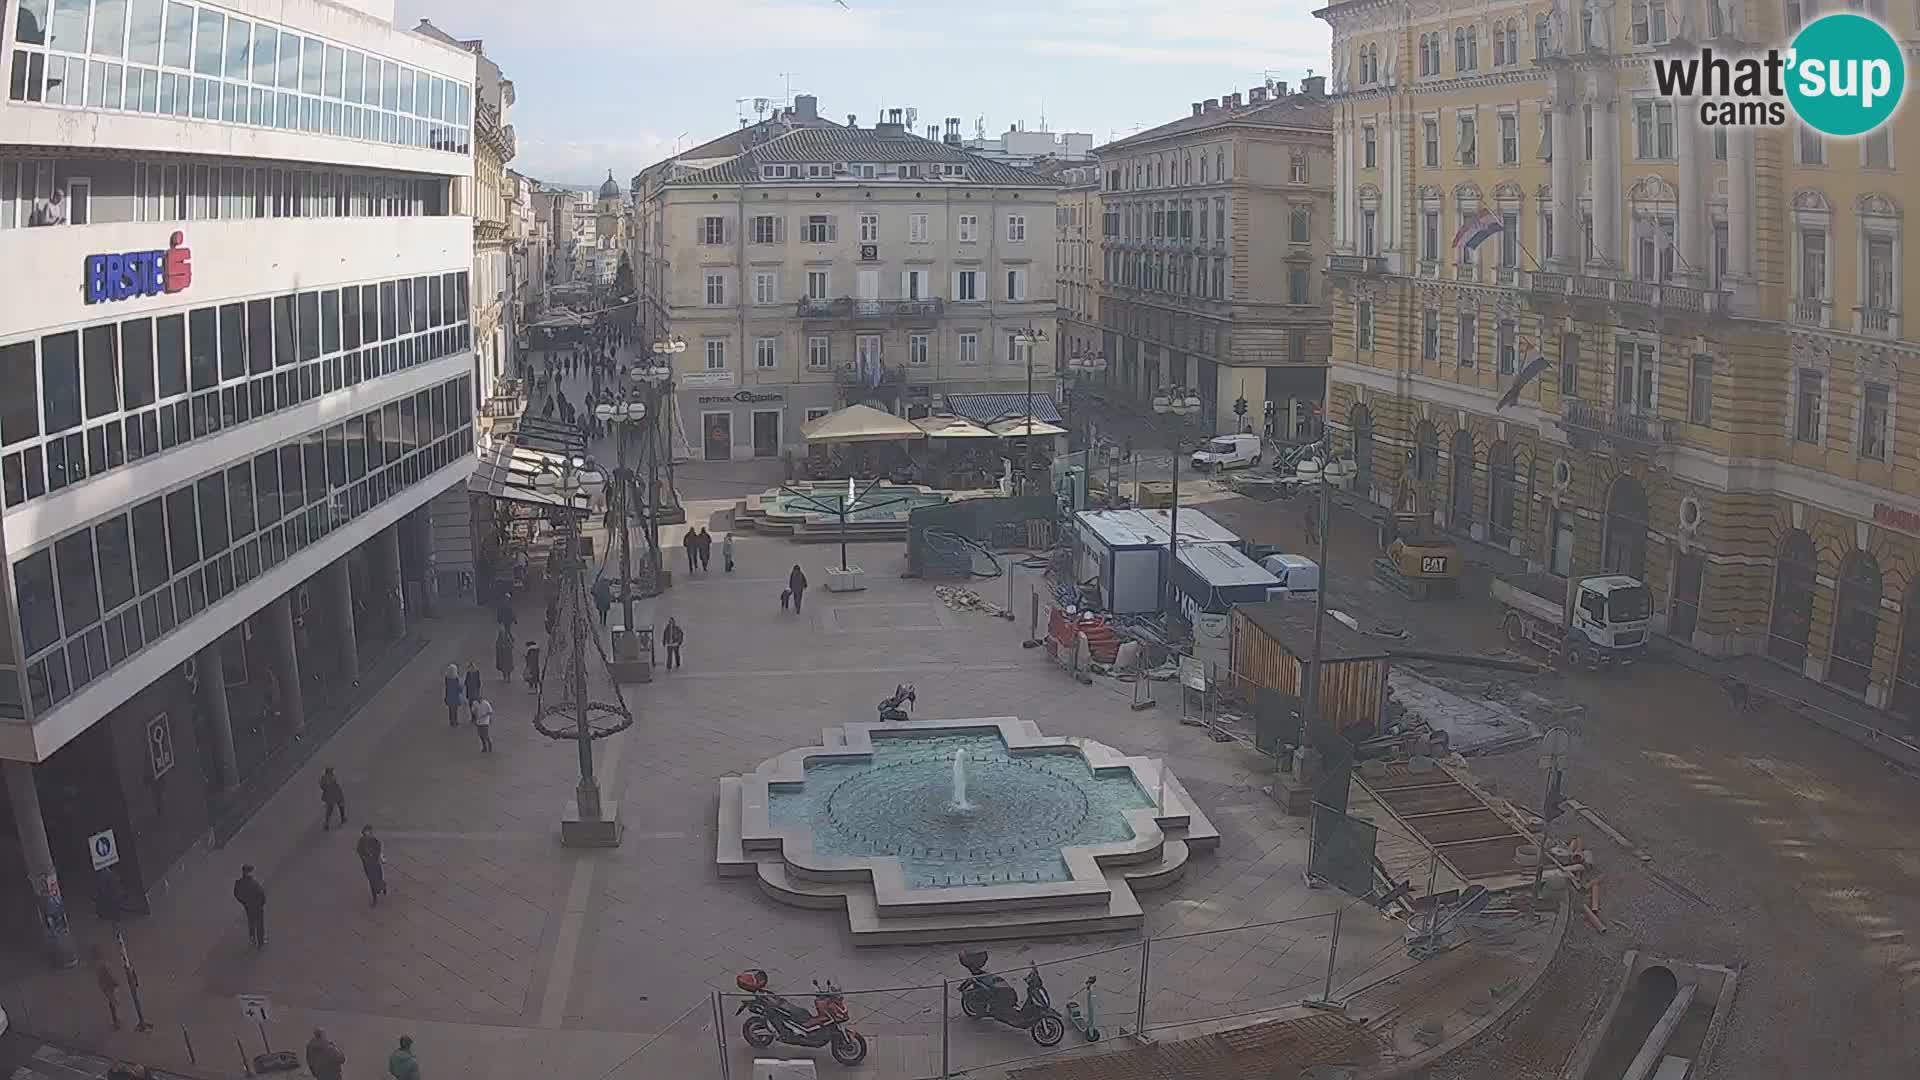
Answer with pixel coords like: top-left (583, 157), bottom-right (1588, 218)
top-left (777, 72), bottom-right (800, 108)
top-left (975, 115), bottom-right (985, 140)
top-left (1040, 99), bottom-right (1047, 132)
top-left (754, 97), bottom-right (771, 120)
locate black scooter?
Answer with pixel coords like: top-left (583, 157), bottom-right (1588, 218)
top-left (734, 970), bottom-right (868, 1066)
top-left (956, 950), bottom-right (1066, 1046)
top-left (877, 683), bottom-right (917, 722)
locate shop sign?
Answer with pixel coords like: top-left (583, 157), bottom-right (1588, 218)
top-left (85, 231), bottom-right (192, 304)
top-left (698, 390), bottom-right (783, 404)
top-left (1873, 502), bottom-right (1920, 535)
top-left (680, 371), bottom-right (735, 389)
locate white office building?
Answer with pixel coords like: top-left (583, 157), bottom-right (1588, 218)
top-left (0, 0), bottom-right (477, 964)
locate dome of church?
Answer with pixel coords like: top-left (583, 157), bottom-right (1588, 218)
top-left (598, 171), bottom-right (620, 199)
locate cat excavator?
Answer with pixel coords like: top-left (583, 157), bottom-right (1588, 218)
top-left (1373, 474), bottom-right (1462, 601)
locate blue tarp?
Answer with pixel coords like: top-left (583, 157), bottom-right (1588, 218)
top-left (944, 392), bottom-right (1063, 425)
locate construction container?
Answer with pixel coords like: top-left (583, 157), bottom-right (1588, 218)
top-left (1230, 600), bottom-right (1391, 735)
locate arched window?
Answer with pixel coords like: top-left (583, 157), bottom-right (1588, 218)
top-left (1290, 206), bottom-right (1311, 242)
top-left (1535, 13), bottom-right (1550, 56)
top-left (1184, 155), bottom-right (1193, 185)
top-left (1413, 420), bottom-right (1440, 499)
top-left (1603, 475), bottom-right (1649, 578)
top-left (1494, 23), bottom-right (1507, 64)
top-left (1509, 19), bottom-right (1521, 60)
top-left (1768, 529), bottom-right (1816, 666)
top-left (1199, 154), bottom-right (1209, 183)
top-left (1215, 150), bottom-right (1226, 181)
top-left (1488, 441), bottom-right (1516, 544)
top-left (1449, 429), bottom-right (1476, 527)
top-left (1350, 404), bottom-right (1375, 497)
top-left (1892, 577), bottom-right (1920, 721)
top-left (1466, 26), bottom-right (1478, 69)
top-left (1455, 27), bottom-right (1468, 70)
top-left (1829, 550), bottom-right (1884, 694)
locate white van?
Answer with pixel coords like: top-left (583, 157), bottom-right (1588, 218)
top-left (1191, 433), bottom-right (1262, 471)
top-left (1259, 553), bottom-right (1320, 597)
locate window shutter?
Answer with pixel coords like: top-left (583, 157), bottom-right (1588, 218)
top-left (900, 271), bottom-right (911, 299)
top-left (775, 216), bottom-right (786, 242)
top-left (951, 270), bottom-right (961, 299)
top-left (723, 216), bottom-right (735, 243)
top-left (826, 215), bottom-right (838, 242)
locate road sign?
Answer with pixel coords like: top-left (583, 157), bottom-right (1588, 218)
top-left (238, 994), bottom-right (273, 1023)
top-left (87, 829), bottom-right (119, 871)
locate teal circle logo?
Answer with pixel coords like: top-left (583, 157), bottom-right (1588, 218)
top-left (1785, 14), bottom-right (1905, 137)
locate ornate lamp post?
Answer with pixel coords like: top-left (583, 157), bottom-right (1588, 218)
top-left (647, 336), bottom-right (687, 570)
top-left (531, 457), bottom-right (630, 847)
top-left (1151, 388), bottom-right (1200, 617)
top-left (1012, 325), bottom-right (1052, 494)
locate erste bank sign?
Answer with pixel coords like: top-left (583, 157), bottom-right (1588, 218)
top-left (84, 231), bottom-right (193, 305)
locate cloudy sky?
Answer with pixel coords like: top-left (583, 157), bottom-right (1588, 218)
top-left (394, 0), bottom-right (1333, 187)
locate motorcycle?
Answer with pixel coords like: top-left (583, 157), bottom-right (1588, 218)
top-left (877, 683), bottom-right (917, 722)
top-left (734, 969), bottom-right (868, 1066)
top-left (956, 950), bottom-right (1065, 1046)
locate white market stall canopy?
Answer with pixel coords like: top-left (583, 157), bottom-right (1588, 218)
top-left (801, 404), bottom-right (927, 444)
top-left (911, 415), bottom-right (997, 439)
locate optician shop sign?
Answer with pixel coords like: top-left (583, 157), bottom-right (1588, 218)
top-left (83, 231), bottom-right (193, 305)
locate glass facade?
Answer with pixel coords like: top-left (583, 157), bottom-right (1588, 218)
top-left (1, 269), bottom-right (471, 508)
top-left (8, 0), bottom-right (472, 155)
top-left (5, 372), bottom-right (474, 719)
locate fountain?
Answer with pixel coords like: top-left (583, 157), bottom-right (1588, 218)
top-left (716, 717), bottom-right (1220, 943)
top-left (950, 748), bottom-right (973, 812)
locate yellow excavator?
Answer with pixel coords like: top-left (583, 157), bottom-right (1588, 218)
top-left (1373, 478), bottom-right (1462, 600)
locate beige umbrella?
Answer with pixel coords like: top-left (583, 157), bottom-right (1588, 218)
top-left (801, 403), bottom-right (926, 444)
top-left (912, 415), bottom-right (997, 438)
top-left (988, 417), bottom-right (1068, 438)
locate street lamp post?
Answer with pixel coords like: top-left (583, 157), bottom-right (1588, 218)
top-left (1151, 388), bottom-right (1200, 617)
top-left (649, 337), bottom-right (687, 580)
top-left (593, 390), bottom-right (646, 640)
top-left (1013, 326), bottom-right (1051, 495)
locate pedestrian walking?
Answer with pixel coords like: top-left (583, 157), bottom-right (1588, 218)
top-left (683, 529), bottom-right (698, 574)
top-left (356, 825), bottom-right (387, 906)
top-left (305, 1029), bottom-right (346, 1080)
top-left (232, 864), bottom-right (267, 949)
top-left (319, 766), bottom-right (347, 830)
top-left (722, 532), bottom-right (735, 573)
top-left (463, 663), bottom-right (482, 723)
top-left (592, 577), bottom-right (613, 625)
top-left (545, 595), bottom-right (561, 638)
top-left (472, 692), bottom-right (494, 752)
top-left (495, 627), bottom-right (515, 683)
top-left (541, 396), bottom-right (554, 419)
top-left (495, 591), bottom-right (517, 633)
top-left (92, 946), bottom-right (121, 1030)
top-left (662, 617), bottom-right (685, 671)
top-left (442, 663), bottom-right (464, 726)
top-left (788, 564), bottom-right (809, 614)
top-left (386, 1035), bottom-right (421, 1080)
top-left (696, 527), bottom-right (713, 571)
top-left (524, 641), bottom-right (542, 690)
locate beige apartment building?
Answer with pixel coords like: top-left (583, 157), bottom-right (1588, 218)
top-left (649, 112), bottom-right (1061, 461)
top-left (1317, 0), bottom-right (1920, 717)
top-left (1094, 82), bottom-right (1335, 438)
top-left (1041, 159), bottom-right (1104, 372)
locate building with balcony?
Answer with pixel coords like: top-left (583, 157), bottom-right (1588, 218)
top-left (1093, 82), bottom-right (1334, 439)
top-left (647, 111), bottom-right (1061, 461)
top-left (0, 0), bottom-right (478, 954)
top-left (1038, 159), bottom-right (1104, 377)
top-left (1316, 0), bottom-right (1920, 718)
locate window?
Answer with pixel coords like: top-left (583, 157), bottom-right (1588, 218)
top-left (1799, 125), bottom-right (1824, 165)
top-left (753, 271), bottom-right (777, 305)
top-left (755, 337), bottom-right (777, 370)
top-left (1500, 212), bottom-right (1520, 269)
top-left (807, 336), bottom-right (830, 369)
top-left (806, 270), bottom-right (829, 300)
top-left (750, 214), bottom-right (777, 244)
top-left (1289, 154), bottom-right (1308, 183)
top-left (909, 334), bottom-right (929, 365)
top-left (1689, 354), bottom-right (1714, 424)
top-left (1455, 26), bottom-right (1468, 70)
top-left (1795, 369), bottom-right (1824, 442)
top-left (909, 213), bottom-right (928, 242)
top-left (1007, 214), bottom-right (1026, 242)
top-left (1290, 206), bottom-right (1311, 243)
top-left (803, 214), bottom-right (834, 243)
top-left (1497, 320), bottom-right (1518, 374)
top-left (1423, 119), bottom-right (1439, 166)
top-left (1005, 267), bottom-right (1028, 301)
top-left (1357, 300), bottom-right (1375, 350)
top-left (1361, 209), bottom-right (1378, 255)
top-left (703, 271), bottom-right (726, 306)
top-left (1635, 100), bottom-right (1676, 159)
top-left (957, 333), bottom-right (980, 364)
top-left (1362, 125), bottom-right (1377, 168)
top-left (1559, 333), bottom-right (1580, 396)
top-left (704, 339), bottom-right (727, 371)
top-left (1422, 309), bottom-right (1440, 362)
top-left (902, 269), bottom-right (927, 300)
top-left (1860, 383), bottom-right (1890, 460)
top-left (1500, 113), bottom-right (1519, 164)
top-left (1800, 227), bottom-right (1828, 300)
top-left (1458, 112), bottom-right (1477, 165)
top-left (1616, 341), bottom-right (1657, 415)
top-left (1456, 311), bottom-right (1477, 367)
top-left (858, 213), bottom-right (879, 242)
top-left (956, 270), bottom-right (981, 301)
top-left (1288, 268), bottom-right (1309, 304)
top-left (700, 215), bottom-right (725, 245)
top-left (1786, 0), bottom-right (1804, 33)
top-left (1631, 0), bottom-right (1668, 44)
top-left (958, 215), bottom-right (978, 242)
top-left (1865, 233), bottom-right (1896, 323)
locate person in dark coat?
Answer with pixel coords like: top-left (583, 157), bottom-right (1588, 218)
top-left (495, 627), bottom-right (515, 683)
top-left (233, 865), bottom-right (267, 948)
top-left (319, 766), bottom-right (346, 830)
top-left (463, 663), bottom-right (482, 723)
top-left (306, 1029), bottom-right (346, 1080)
top-left (662, 617), bottom-right (685, 671)
top-left (545, 596), bottom-right (561, 638)
top-left (355, 826), bottom-right (387, 905)
top-left (788, 564), bottom-right (809, 614)
top-left (524, 641), bottom-right (542, 690)
top-left (695, 527), bottom-right (713, 571)
top-left (683, 529), bottom-right (698, 573)
top-left (442, 663), bottom-right (464, 727)
top-left (592, 577), bottom-right (613, 625)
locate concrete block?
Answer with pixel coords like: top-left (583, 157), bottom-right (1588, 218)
top-left (561, 800), bottom-right (622, 848)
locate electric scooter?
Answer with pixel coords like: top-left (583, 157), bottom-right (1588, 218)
top-left (1064, 975), bottom-right (1101, 1041)
top-left (734, 970), bottom-right (869, 1066)
top-left (956, 950), bottom-right (1066, 1046)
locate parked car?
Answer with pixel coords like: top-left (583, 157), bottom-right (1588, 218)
top-left (1258, 553), bottom-right (1320, 597)
top-left (1191, 433), bottom-right (1262, 471)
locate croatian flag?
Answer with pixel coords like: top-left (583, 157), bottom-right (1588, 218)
top-left (1451, 208), bottom-right (1504, 257)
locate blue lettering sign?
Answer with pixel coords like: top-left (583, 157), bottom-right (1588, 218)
top-left (84, 247), bottom-right (170, 304)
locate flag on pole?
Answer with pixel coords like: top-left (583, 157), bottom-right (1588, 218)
top-left (1451, 208), bottom-right (1504, 257)
top-left (1497, 346), bottom-right (1552, 410)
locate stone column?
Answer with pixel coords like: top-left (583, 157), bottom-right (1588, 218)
top-left (3, 760), bottom-right (77, 968)
top-left (1591, 95), bottom-right (1619, 271)
top-left (1728, 126), bottom-right (1754, 280)
top-left (375, 524), bottom-right (406, 640)
top-left (266, 594), bottom-right (305, 736)
top-left (325, 558), bottom-right (360, 686)
top-left (1677, 100), bottom-right (1709, 284)
top-left (1551, 86), bottom-right (1578, 272)
top-left (406, 506), bottom-right (437, 620)
top-left (196, 642), bottom-right (239, 793)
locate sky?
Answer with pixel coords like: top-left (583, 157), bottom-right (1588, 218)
top-left (393, 0), bottom-right (1334, 187)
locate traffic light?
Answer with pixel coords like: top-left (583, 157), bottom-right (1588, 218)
top-left (1233, 396), bottom-right (1248, 418)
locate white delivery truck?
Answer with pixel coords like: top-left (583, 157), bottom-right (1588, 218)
top-left (1190, 433), bottom-right (1262, 472)
top-left (1491, 572), bottom-right (1651, 667)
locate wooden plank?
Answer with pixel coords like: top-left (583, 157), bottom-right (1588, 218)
top-left (1345, 779), bottom-right (1468, 904)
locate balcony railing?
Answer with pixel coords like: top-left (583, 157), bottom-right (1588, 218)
top-left (834, 362), bottom-right (909, 388)
top-left (1326, 254), bottom-right (1387, 275)
top-left (1558, 399), bottom-right (1677, 450)
top-left (1527, 271), bottom-right (1727, 315)
top-left (1792, 297), bottom-right (1830, 326)
top-left (796, 298), bottom-right (947, 320)
top-left (1857, 305), bottom-right (1896, 336)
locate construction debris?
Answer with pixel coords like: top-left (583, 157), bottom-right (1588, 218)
top-left (933, 585), bottom-right (1007, 617)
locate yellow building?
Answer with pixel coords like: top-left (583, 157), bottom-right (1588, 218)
top-left (1316, 0), bottom-right (1920, 716)
top-left (1039, 159), bottom-right (1104, 372)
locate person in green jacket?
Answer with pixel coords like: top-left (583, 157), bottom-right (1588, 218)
top-left (387, 1035), bottom-right (421, 1080)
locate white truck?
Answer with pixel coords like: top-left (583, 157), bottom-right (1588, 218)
top-left (1491, 572), bottom-right (1651, 667)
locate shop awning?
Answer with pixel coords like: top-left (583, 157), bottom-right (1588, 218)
top-left (801, 404), bottom-right (926, 444)
top-left (988, 417), bottom-right (1068, 438)
top-left (912, 415), bottom-right (997, 439)
top-left (944, 393), bottom-right (1062, 425)
top-left (468, 418), bottom-right (596, 513)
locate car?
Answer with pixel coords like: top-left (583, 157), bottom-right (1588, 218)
top-left (1190, 433), bottom-right (1262, 471)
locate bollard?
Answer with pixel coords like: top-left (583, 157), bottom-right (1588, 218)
top-left (238, 1037), bottom-right (253, 1076)
top-left (182, 1026), bottom-right (197, 1064)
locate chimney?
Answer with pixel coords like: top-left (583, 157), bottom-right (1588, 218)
top-left (1300, 75), bottom-right (1325, 97)
top-left (1191, 102), bottom-right (1203, 116)
top-left (793, 93), bottom-right (818, 120)
top-left (1249, 87), bottom-right (1267, 103)
top-left (944, 117), bottom-right (963, 146)
top-left (1274, 80), bottom-right (1289, 96)
top-left (877, 108), bottom-right (906, 135)
top-left (847, 113), bottom-right (857, 126)
top-left (1229, 92), bottom-right (1242, 108)
top-left (927, 124), bottom-right (940, 140)
top-left (1203, 98), bottom-right (1219, 112)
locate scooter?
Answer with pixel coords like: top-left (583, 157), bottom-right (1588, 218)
top-left (734, 970), bottom-right (869, 1066)
top-left (877, 683), bottom-right (917, 722)
top-left (1064, 975), bottom-right (1101, 1041)
top-left (956, 950), bottom-right (1066, 1046)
